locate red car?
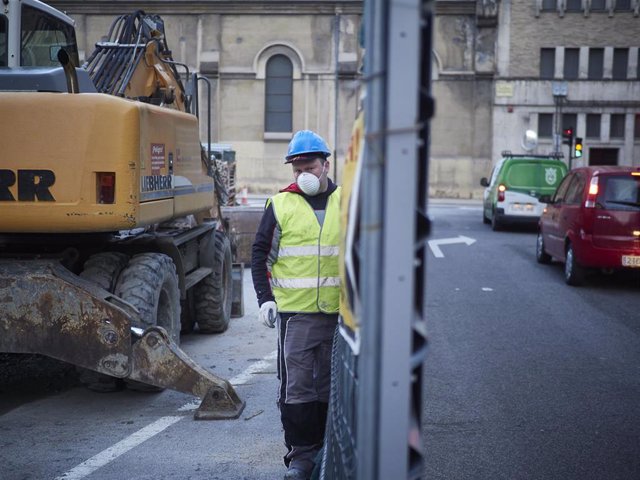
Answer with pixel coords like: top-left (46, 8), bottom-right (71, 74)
top-left (536, 166), bottom-right (640, 285)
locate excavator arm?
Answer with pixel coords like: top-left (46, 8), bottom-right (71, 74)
top-left (84, 11), bottom-right (191, 113)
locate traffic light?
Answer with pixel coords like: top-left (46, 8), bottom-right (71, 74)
top-left (574, 137), bottom-right (583, 158)
top-left (562, 128), bottom-right (574, 146)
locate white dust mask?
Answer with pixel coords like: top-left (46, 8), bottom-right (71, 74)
top-left (296, 164), bottom-right (326, 196)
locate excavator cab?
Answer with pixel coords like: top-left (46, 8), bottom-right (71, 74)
top-left (0, 0), bottom-right (95, 92)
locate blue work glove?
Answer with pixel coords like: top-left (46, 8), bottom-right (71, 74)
top-left (259, 301), bottom-right (277, 328)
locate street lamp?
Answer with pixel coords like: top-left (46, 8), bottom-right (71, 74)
top-left (552, 81), bottom-right (568, 156)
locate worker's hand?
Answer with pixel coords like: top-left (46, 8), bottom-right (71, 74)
top-left (259, 301), bottom-right (278, 328)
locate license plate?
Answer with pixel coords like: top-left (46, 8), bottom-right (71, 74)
top-left (622, 255), bottom-right (640, 267)
top-left (511, 203), bottom-right (534, 212)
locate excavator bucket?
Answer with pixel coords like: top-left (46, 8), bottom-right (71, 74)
top-left (129, 327), bottom-right (245, 420)
top-left (0, 259), bottom-right (244, 419)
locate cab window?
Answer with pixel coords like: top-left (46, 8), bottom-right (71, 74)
top-left (21, 5), bottom-right (79, 67)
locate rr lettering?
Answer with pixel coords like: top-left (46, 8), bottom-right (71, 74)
top-left (0, 169), bottom-right (56, 201)
top-left (0, 170), bottom-right (16, 201)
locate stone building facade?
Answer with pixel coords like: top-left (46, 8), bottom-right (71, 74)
top-left (492, 0), bottom-right (640, 182)
top-left (50, 1), bottom-right (363, 192)
top-left (47, 0), bottom-right (640, 198)
top-left (430, 0), bottom-right (640, 198)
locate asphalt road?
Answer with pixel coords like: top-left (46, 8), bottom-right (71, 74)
top-left (2, 202), bottom-right (638, 480)
top-left (0, 269), bottom-right (285, 480)
top-left (423, 201), bottom-right (640, 480)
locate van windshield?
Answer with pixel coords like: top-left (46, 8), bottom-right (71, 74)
top-left (600, 175), bottom-right (640, 210)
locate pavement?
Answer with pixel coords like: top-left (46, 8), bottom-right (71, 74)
top-left (241, 193), bottom-right (482, 208)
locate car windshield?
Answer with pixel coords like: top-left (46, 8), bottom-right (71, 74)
top-left (600, 175), bottom-right (640, 210)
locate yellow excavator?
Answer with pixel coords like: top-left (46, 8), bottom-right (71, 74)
top-left (0, 0), bottom-right (244, 419)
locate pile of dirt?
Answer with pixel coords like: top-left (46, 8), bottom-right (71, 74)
top-left (0, 354), bottom-right (80, 414)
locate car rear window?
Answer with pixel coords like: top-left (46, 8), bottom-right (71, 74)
top-left (600, 175), bottom-right (640, 211)
top-left (504, 162), bottom-right (565, 190)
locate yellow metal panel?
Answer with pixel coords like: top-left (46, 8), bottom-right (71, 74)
top-left (138, 199), bottom-right (175, 226)
top-left (137, 102), bottom-right (214, 225)
top-left (0, 92), bottom-right (140, 232)
top-left (0, 92), bottom-right (214, 233)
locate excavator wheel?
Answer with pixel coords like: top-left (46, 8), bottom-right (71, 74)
top-left (114, 252), bottom-right (181, 392)
top-left (114, 252), bottom-right (181, 344)
top-left (194, 231), bottom-right (233, 333)
top-left (79, 251), bottom-right (129, 291)
top-left (77, 251), bottom-right (130, 392)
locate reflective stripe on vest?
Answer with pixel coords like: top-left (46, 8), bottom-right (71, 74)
top-left (269, 188), bottom-right (341, 313)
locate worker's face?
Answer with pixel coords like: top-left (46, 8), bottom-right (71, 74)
top-left (292, 157), bottom-right (329, 192)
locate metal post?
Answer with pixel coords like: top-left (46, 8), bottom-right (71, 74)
top-left (357, 0), bottom-right (386, 473)
top-left (358, 0), bottom-right (429, 478)
top-left (333, 11), bottom-right (340, 183)
top-left (197, 75), bottom-right (212, 174)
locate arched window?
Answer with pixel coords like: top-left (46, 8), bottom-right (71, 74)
top-left (265, 54), bottom-right (293, 132)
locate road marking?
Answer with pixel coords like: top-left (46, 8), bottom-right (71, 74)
top-left (428, 235), bottom-right (476, 258)
top-left (229, 350), bottom-right (278, 385)
top-left (54, 416), bottom-right (182, 480)
top-left (57, 350), bottom-right (278, 478)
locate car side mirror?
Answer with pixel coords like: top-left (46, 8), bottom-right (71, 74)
top-left (539, 194), bottom-right (552, 204)
top-left (480, 177), bottom-right (489, 187)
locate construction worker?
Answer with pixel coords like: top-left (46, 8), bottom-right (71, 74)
top-left (251, 130), bottom-right (341, 480)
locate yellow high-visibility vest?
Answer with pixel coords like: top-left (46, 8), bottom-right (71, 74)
top-left (269, 188), bottom-right (341, 313)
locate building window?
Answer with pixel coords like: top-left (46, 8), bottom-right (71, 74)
top-left (588, 48), bottom-right (604, 79)
top-left (564, 48), bottom-right (579, 79)
top-left (590, 0), bottom-right (607, 10)
top-left (562, 113), bottom-right (577, 133)
top-left (541, 0), bottom-right (557, 10)
top-left (635, 114), bottom-right (640, 139)
top-left (614, 0), bottom-right (632, 10)
top-left (612, 48), bottom-right (628, 80)
top-left (565, 0), bottom-right (582, 11)
top-left (265, 55), bottom-right (293, 133)
top-left (540, 48), bottom-right (555, 79)
top-left (538, 113), bottom-right (554, 138)
top-left (586, 114), bottom-right (601, 138)
top-left (610, 114), bottom-right (625, 138)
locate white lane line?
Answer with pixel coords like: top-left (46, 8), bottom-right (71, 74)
top-left (230, 350), bottom-right (277, 386)
top-left (54, 416), bottom-right (182, 480)
top-left (178, 349), bottom-right (278, 412)
top-left (56, 350), bottom-right (278, 478)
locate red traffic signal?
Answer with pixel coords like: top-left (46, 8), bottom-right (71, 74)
top-left (562, 128), bottom-right (574, 146)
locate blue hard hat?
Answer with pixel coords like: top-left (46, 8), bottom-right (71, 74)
top-left (285, 130), bottom-right (331, 163)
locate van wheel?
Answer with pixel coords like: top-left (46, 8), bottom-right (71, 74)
top-left (491, 211), bottom-right (501, 231)
top-left (482, 210), bottom-right (490, 224)
top-left (536, 233), bottom-right (552, 264)
top-left (564, 244), bottom-right (585, 286)
top-left (194, 231), bottom-right (233, 334)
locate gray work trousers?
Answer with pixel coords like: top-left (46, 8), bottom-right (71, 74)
top-left (277, 312), bottom-right (338, 472)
